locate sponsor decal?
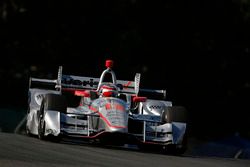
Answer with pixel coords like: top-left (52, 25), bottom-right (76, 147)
top-left (123, 81), bottom-right (131, 89)
top-left (149, 105), bottom-right (163, 111)
top-left (105, 103), bottom-right (125, 111)
top-left (35, 93), bottom-right (44, 105)
top-left (145, 101), bottom-right (164, 112)
top-left (62, 76), bottom-right (98, 88)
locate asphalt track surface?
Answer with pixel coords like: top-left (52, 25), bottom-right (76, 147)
top-left (0, 132), bottom-right (249, 167)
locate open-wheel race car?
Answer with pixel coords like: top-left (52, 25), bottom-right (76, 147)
top-left (26, 60), bottom-right (188, 154)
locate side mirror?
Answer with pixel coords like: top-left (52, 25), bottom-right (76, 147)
top-left (133, 96), bottom-right (147, 102)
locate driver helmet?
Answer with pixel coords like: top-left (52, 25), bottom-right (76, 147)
top-left (99, 84), bottom-right (118, 97)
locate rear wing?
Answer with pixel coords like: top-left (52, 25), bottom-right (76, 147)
top-left (28, 66), bottom-right (62, 91)
top-left (29, 78), bottom-right (58, 90)
top-left (29, 66), bottom-right (166, 98)
top-left (61, 74), bottom-right (140, 95)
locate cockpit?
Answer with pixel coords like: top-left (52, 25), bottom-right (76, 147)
top-left (97, 60), bottom-right (121, 97)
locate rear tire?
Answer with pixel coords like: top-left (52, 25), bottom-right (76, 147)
top-left (161, 106), bottom-right (188, 154)
top-left (165, 133), bottom-right (188, 155)
top-left (177, 132), bottom-right (188, 154)
top-left (44, 94), bottom-right (67, 113)
top-left (161, 106), bottom-right (187, 123)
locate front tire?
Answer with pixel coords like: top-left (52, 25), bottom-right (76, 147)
top-left (26, 125), bottom-right (32, 137)
top-left (38, 102), bottom-right (46, 140)
top-left (37, 94), bottom-right (67, 142)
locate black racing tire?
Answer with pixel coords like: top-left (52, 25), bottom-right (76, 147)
top-left (164, 132), bottom-right (188, 155)
top-left (43, 94), bottom-right (67, 113)
top-left (176, 132), bottom-right (188, 154)
top-left (138, 143), bottom-right (163, 153)
top-left (25, 106), bottom-right (31, 136)
top-left (25, 125), bottom-right (32, 137)
top-left (161, 106), bottom-right (187, 123)
top-left (161, 106), bottom-right (188, 155)
top-left (38, 101), bottom-right (46, 140)
top-left (37, 94), bottom-right (66, 142)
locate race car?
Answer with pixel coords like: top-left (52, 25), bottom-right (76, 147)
top-left (26, 60), bottom-right (188, 154)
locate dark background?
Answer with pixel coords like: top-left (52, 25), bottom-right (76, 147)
top-left (0, 0), bottom-right (249, 139)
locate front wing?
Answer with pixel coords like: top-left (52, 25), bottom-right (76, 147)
top-left (40, 110), bottom-right (186, 147)
top-left (128, 114), bottom-right (186, 146)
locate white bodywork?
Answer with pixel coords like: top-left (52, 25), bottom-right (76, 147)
top-left (26, 62), bottom-right (187, 151)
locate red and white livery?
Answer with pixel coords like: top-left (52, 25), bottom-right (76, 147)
top-left (26, 60), bottom-right (188, 154)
